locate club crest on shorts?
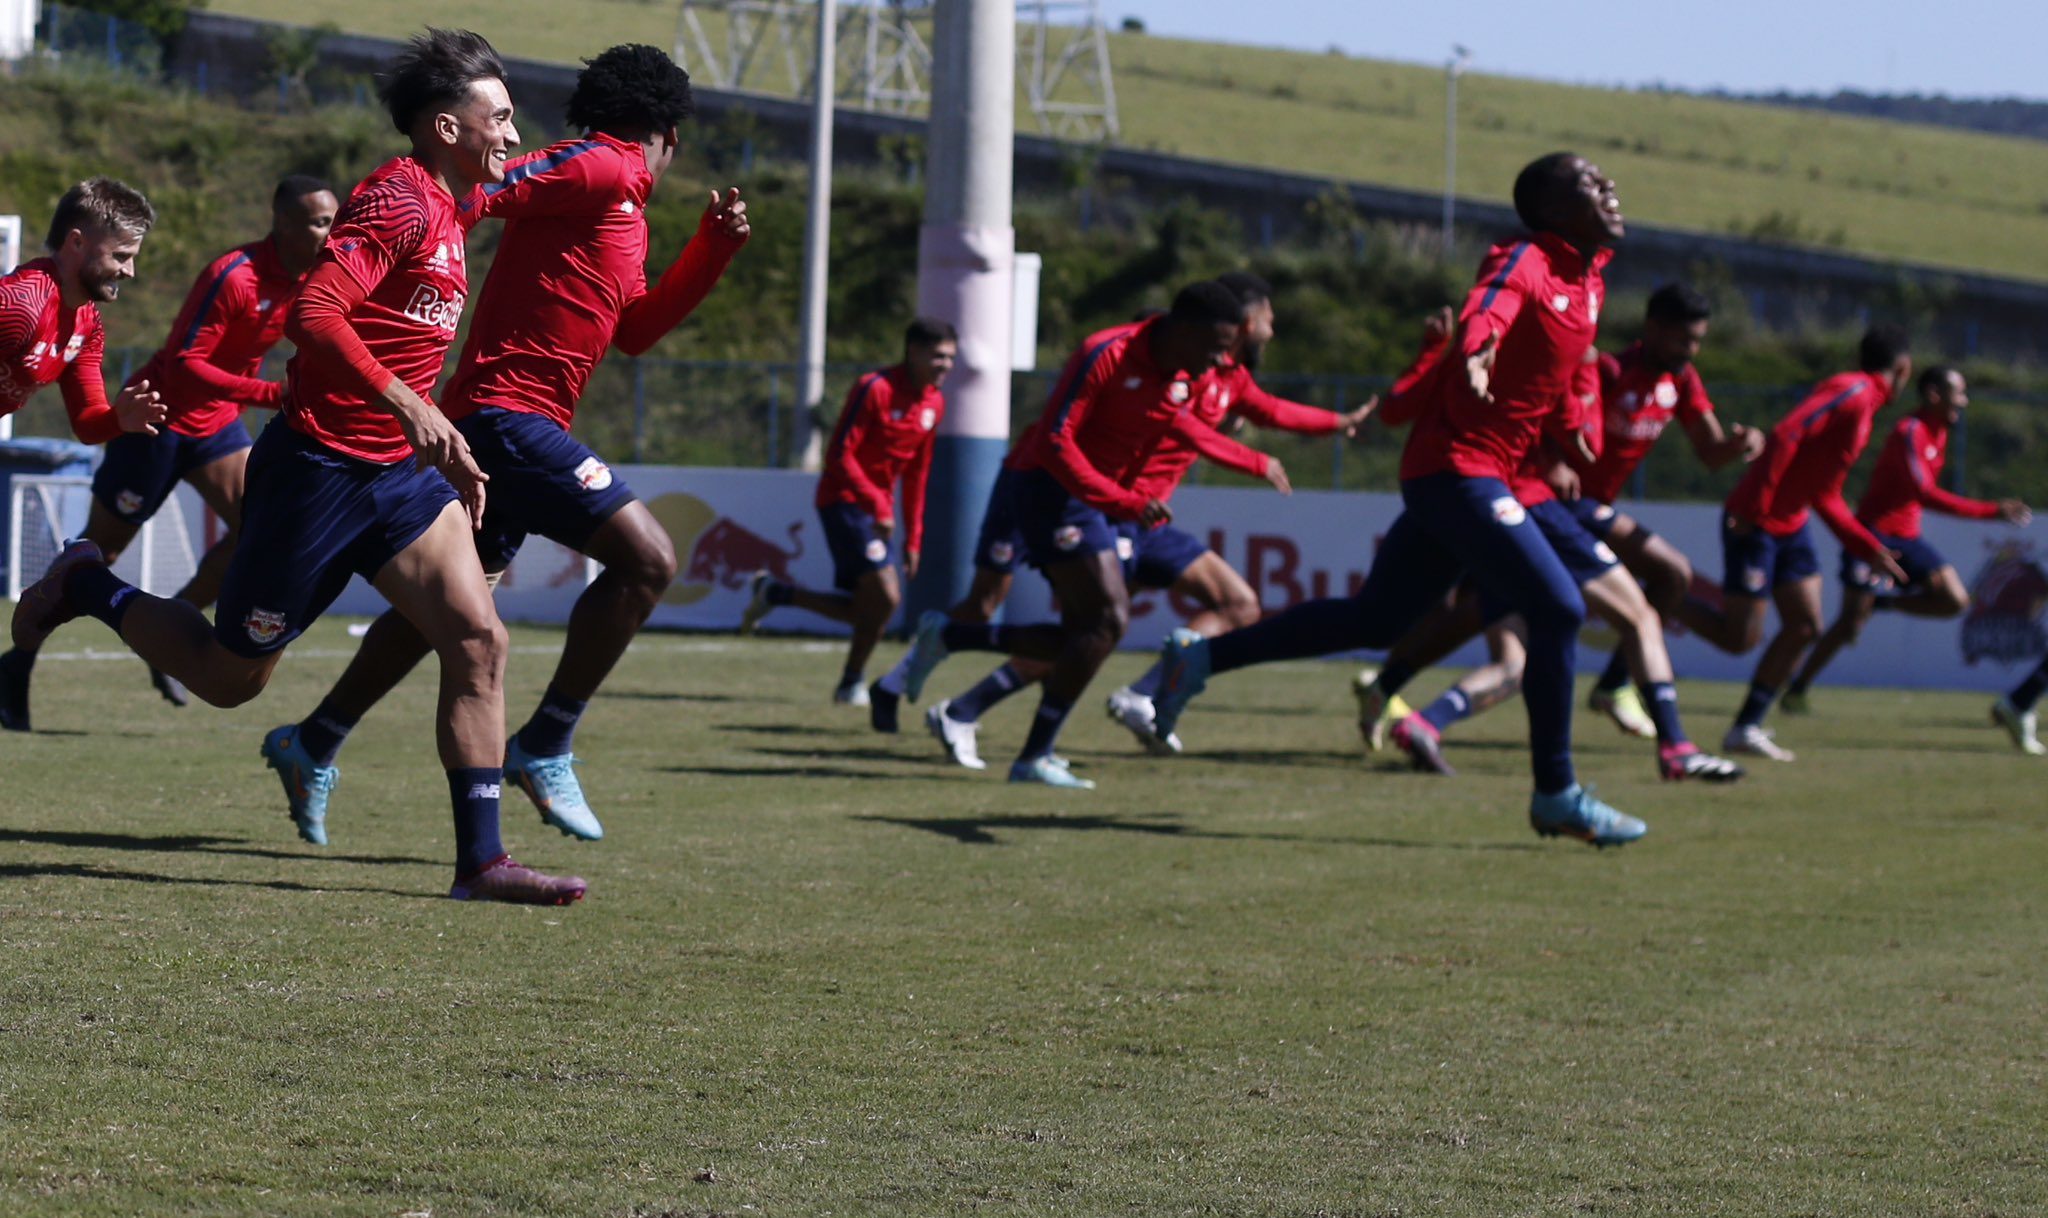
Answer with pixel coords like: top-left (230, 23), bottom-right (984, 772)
top-left (1115, 535), bottom-right (1135, 561)
top-left (244, 607), bottom-right (287, 645)
top-left (864, 538), bottom-right (889, 563)
top-left (1054, 525), bottom-right (1084, 551)
top-left (1595, 541), bottom-right (1618, 565)
top-left (1744, 567), bottom-right (1767, 593)
top-left (1490, 496), bottom-right (1527, 526)
top-left (988, 540), bottom-right (1014, 565)
top-left (1593, 503), bottom-right (1615, 522)
top-left (573, 455), bottom-right (614, 492)
top-left (115, 489), bottom-right (144, 516)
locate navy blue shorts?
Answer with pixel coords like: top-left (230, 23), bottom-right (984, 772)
top-left (457, 408), bottom-right (637, 570)
top-left (1529, 499), bottom-right (1621, 587)
top-left (1011, 467), bottom-right (1118, 570)
top-left (973, 466), bottom-right (1026, 575)
top-left (91, 421), bottom-right (252, 523)
top-left (1563, 496), bottom-right (1626, 542)
top-left (1841, 529), bottom-right (1948, 593)
top-left (819, 501), bottom-right (892, 591)
top-left (213, 418), bottom-right (457, 658)
top-left (1721, 517), bottom-right (1821, 597)
top-left (1117, 521), bottom-right (1208, 590)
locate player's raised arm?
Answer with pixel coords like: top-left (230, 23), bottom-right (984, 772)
top-left (164, 263), bottom-right (286, 409)
top-left (613, 188), bottom-right (750, 355)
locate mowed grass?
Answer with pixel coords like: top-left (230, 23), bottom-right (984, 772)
top-left (3, 619), bottom-right (2045, 1215)
top-left (210, 0), bottom-right (2048, 279)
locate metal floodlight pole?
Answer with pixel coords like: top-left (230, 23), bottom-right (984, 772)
top-left (907, 0), bottom-right (1015, 617)
top-left (795, 0), bottom-right (838, 470)
top-left (1442, 44), bottom-right (1470, 258)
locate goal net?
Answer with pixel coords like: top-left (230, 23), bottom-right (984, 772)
top-left (6, 474), bottom-right (201, 601)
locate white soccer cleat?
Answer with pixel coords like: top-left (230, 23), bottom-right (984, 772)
top-left (1991, 697), bottom-right (2045, 756)
top-left (738, 570), bottom-right (776, 635)
top-left (833, 677), bottom-right (871, 708)
top-left (1589, 685), bottom-right (1658, 739)
top-left (925, 701), bottom-right (987, 770)
top-left (1722, 723), bottom-right (1796, 762)
top-left (1105, 686), bottom-right (1180, 756)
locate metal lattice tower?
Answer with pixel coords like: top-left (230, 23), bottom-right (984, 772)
top-left (673, 0), bottom-right (1118, 138)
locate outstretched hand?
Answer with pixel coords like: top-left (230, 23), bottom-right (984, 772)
top-left (1339, 395), bottom-right (1379, 437)
top-left (702, 187), bottom-right (750, 244)
top-left (1465, 335), bottom-right (1499, 402)
top-left (115, 379), bottom-right (166, 436)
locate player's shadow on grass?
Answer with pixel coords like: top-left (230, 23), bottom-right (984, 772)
top-left (716, 723), bottom-right (870, 738)
top-left (0, 862), bottom-right (428, 899)
top-left (856, 811), bottom-right (1539, 851)
top-left (604, 690), bottom-right (758, 704)
top-left (0, 828), bottom-right (436, 867)
top-left (661, 760), bottom-right (953, 782)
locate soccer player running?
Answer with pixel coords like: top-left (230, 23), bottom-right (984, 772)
top-left (892, 272), bottom-right (1372, 765)
top-left (1675, 325), bottom-right (1916, 762)
top-left (738, 319), bottom-right (958, 705)
top-left (887, 282), bottom-right (1289, 788)
top-left (261, 42), bottom-right (750, 846)
top-left (12, 29), bottom-right (587, 904)
top-left (1781, 366), bottom-right (2029, 710)
top-left (0, 176), bottom-right (339, 725)
top-left (1993, 658), bottom-right (2048, 756)
top-left (1151, 153), bottom-right (1649, 846)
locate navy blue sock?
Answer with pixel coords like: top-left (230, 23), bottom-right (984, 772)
top-left (1735, 682), bottom-right (1778, 729)
top-left (1641, 680), bottom-right (1687, 745)
top-left (67, 564), bottom-right (140, 634)
top-left (1128, 660), bottom-right (1165, 698)
top-left (448, 767), bottom-right (506, 877)
top-left (941, 621), bottom-right (1006, 652)
top-left (1523, 618), bottom-right (1579, 796)
top-left (1374, 657), bottom-right (1419, 697)
top-left (517, 685), bottom-right (588, 758)
top-left (1595, 650), bottom-right (1632, 694)
top-left (948, 662), bottom-right (1024, 723)
top-left (2011, 659), bottom-right (2048, 713)
top-left (764, 580), bottom-right (795, 606)
top-left (1019, 695), bottom-right (1074, 761)
top-left (297, 698), bottom-right (359, 767)
top-left (1419, 687), bottom-right (1473, 732)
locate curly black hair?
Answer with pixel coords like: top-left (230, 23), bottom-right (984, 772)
top-left (566, 44), bottom-right (695, 138)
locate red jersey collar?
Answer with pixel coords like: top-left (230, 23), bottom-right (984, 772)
top-left (586, 131), bottom-right (654, 207)
top-left (1528, 230), bottom-right (1612, 278)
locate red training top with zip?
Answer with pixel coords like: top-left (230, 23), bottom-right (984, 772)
top-left (1132, 360), bottom-right (1341, 502)
top-left (445, 134), bottom-right (745, 429)
top-left (0, 257), bottom-right (120, 443)
top-left (1399, 232), bottom-right (1609, 484)
top-left (1013, 318), bottom-right (1271, 520)
top-left (814, 364), bottom-right (946, 553)
top-left (1855, 408), bottom-right (1999, 539)
top-left (131, 237), bottom-right (305, 437)
top-left (1724, 369), bottom-right (1891, 559)
top-left (1578, 344), bottom-right (1716, 505)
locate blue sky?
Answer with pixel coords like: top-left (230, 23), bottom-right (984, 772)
top-left (1104, 1), bottom-right (2047, 100)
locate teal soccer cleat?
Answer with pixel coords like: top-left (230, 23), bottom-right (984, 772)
top-left (1008, 754), bottom-right (1096, 789)
top-left (1149, 628), bottom-right (1210, 742)
top-left (506, 737), bottom-right (603, 841)
top-left (261, 724), bottom-right (338, 846)
top-left (1528, 784), bottom-right (1647, 848)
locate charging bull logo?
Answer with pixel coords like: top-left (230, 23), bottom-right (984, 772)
top-left (647, 492), bottom-right (806, 607)
top-left (1960, 542), bottom-right (2048, 665)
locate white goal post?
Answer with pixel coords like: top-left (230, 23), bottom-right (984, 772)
top-left (6, 474), bottom-right (200, 601)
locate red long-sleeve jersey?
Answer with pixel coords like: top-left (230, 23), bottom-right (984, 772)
top-left (1724, 370), bottom-right (1891, 560)
top-left (1375, 328), bottom-right (1453, 430)
top-left (1856, 408), bottom-right (1998, 539)
top-left (0, 258), bottom-right (122, 444)
top-left (131, 237), bottom-right (303, 437)
top-left (1013, 320), bottom-right (1271, 520)
top-left (446, 134), bottom-right (744, 427)
top-left (1399, 232), bottom-right (1609, 483)
top-left (283, 156), bottom-right (470, 463)
top-left (1131, 360), bottom-right (1341, 502)
top-left (1507, 353), bottom-right (1601, 508)
top-left (814, 364), bottom-right (945, 553)
top-left (1578, 344), bottom-right (1717, 504)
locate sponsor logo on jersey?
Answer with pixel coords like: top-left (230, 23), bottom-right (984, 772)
top-left (1490, 496), bottom-right (1526, 526)
top-left (1653, 380), bottom-right (1680, 408)
top-left (244, 607), bottom-right (287, 645)
top-left (1551, 294), bottom-right (1571, 313)
top-left (919, 407), bottom-right (936, 431)
top-left (1167, 381), bottom-right (1191, 405)
top-left (572, 455), bottom-right (613, 492)
top-left (402, 284), bottom-right (466, 331)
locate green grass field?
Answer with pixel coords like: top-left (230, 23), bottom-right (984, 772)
top-left (209, 0), bottom-right (2048, 280)
top-left (3, 620), bottom-right (2044, 1214)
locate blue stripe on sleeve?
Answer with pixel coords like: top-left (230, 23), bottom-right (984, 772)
top-left (1044, 335), bottom-right (1127, 438)
top-left (1799, 382), bottom-right (1865, 435)
top-left (466, 139), bottom-right (604, 210)
top-left (1477, 241), bottom-right (1531, 313)
top-left (178, 252), bottom-right (252, 352)
top-left (826, 373), bottom-right (885, 463)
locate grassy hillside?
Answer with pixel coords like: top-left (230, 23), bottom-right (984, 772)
top-left (207, 0), bottom-right (2048, 280)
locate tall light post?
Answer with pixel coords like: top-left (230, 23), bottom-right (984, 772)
top-left (795, 0), bottom-right (837, 470)
top-left (1441, 44), bottom-right (1471, 259)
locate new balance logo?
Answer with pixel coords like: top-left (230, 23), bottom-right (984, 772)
top-left (468, 783), bottom-right (502, 800)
